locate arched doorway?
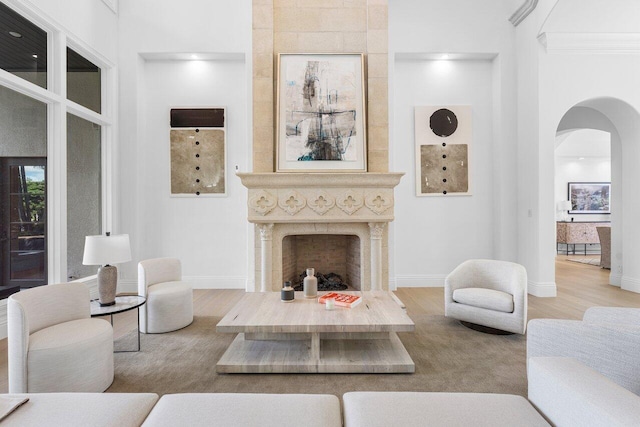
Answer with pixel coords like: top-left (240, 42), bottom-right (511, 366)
top-left (551, 98), bottom-right (640, 292)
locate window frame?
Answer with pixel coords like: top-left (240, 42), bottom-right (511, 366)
top-left (0, 0), bottom-right (116, 284)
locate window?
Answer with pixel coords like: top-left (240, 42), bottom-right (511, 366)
top-left (67, 47), bottom-right (101, 113)
top-left (66, 114), bottom-right (101, 280)
top-left (0, 84), bottom-right (47, 295)
top-left (0, 2), bottom-right (113, 290)
top-left (0, 2), bottom-right (47, 88)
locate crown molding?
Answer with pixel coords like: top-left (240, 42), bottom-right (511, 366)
top-left (101, 0), bottom-right (117, 14)
top-left (509, 0), bottom-right (538, 27)
top-left (539, 32), bottom-right (640, 54)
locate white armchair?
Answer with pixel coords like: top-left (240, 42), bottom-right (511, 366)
top-left (8, 282), bottom-right (114, 393)
top-left (444, 259), bottom-right (528, 334)
top-left (138, 258), bottom-right (193, 334)
top-left (527, 307), bottom-right (640, 394)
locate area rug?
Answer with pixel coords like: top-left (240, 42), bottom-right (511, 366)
top-left (108, 314), bottom-right (527, 398)
top-left (567, 258), bottom-right (601, 266)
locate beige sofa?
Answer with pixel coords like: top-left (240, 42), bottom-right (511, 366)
top-left (2, 357), bottom-right (639, 426)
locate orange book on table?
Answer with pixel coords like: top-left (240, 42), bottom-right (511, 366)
top-left (318, 292), bottom-right (362, 308)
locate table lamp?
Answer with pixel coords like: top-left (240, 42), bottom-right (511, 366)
top-left (557, 200), bottom-right (571, 222)
top-left (83, 232), bottom-right (131, 306)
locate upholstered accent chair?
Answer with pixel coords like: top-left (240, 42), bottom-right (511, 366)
top-left (527, 307), bottom-right (640, 395)
top-left (138, 258), bottom-right (193, 334)
top-left (596, 226), bottom-right (611, 269)
top-left (7, 282), bottom-right (114, 393)
top-left (444, 259), bottom-right (528, 334)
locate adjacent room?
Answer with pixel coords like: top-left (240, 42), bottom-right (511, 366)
top-left (0, 0), bottom-right (639, 425)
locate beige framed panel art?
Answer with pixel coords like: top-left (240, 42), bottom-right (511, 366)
top-left (415, 105), bottom-right (472, 196)
top-left (170, 107), bottom-right (226, 197)
top-left (276, 53), bottom-right (367, 172)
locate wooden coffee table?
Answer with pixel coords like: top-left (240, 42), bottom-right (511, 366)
top-left (216, 291), bottom-right (415, 373)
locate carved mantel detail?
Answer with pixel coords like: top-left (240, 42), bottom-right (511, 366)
top-left (365, 191), bottom-right (393, 215)
top-left (278, 190), bottom-right (306, 216)
top-left (237, 172), bottom-right (404, 292)
top-left (337, 190), bottom-right (364, 215)
top-left (249, 190), bottom-right (277, 216)
top-left (308, 190), bottom-right (336, 215)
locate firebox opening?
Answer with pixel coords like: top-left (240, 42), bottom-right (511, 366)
top-left (282, 234), bottom-right (361, 291)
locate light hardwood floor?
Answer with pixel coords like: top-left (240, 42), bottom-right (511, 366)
top-left (0, 256), bottom-right (638, 393)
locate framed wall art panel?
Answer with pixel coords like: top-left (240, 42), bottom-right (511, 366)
top-left (414, 105), bottom-right (472, 196)
top-left (568, 182), bottom-right (610, 214)
top-left (276, 53), bottom-right (367, 172)
top-left (170, 107), bottom-right (226, 197)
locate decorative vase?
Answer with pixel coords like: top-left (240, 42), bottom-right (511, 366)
top-left (303, 268), bottom-right (318, 299)
top-left (281, 281), bottom-right (295, 302)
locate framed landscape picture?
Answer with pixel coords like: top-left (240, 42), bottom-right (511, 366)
top-left (276, 53), bottom-right (367, 172)
top-left (568, 182), bottom-right (610, 214)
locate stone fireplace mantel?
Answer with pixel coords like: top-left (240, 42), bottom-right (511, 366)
top-left (237, 172), bottom-right (404, 292)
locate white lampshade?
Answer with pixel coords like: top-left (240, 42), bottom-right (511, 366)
top-left (558, 200), bottom-right (572, 211)
top-left (83, 233), bottom-right (132, 266)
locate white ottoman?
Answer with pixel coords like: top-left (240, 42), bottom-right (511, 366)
top-left (142, 393), bottom-right (342, 427)
top-left (343, 392), bottom-right (550, 427)
top-left (0, 393), bottom-right (158, 427)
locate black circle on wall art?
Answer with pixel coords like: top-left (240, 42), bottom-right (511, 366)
top-left (430, 108), bottom-right (458, 137)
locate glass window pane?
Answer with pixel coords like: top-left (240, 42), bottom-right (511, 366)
top-left (0, 86), bottom-right (47, 157)
top-left (67, 47), bottom-right (101, 113)
top-left (67, 114), bottom-right (101, 280)
top-left (0, 2), bottom-right (47, 88)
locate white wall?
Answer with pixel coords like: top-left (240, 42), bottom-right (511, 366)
top-left (393, 59), bottom-right (496, 286)
top-left (516, 0), bottom-right (640, 293)
top-left (116, 0), bottom-right (252, 290)
top-left (389, 0), bottom-right (518, 287)
top-left (21, 0), bottom-right (118, 64)
top-left (135, 59), bottom-right (248, 288)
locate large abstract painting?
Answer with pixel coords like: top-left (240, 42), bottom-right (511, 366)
top-left (277, 53), bottom-right (366, 172)
top-left (568, 182), bottom-right (610, 214)
top-left (414, 105), bottom-right (472, 196)
top-left (170, 108), bottom-right (226, 197)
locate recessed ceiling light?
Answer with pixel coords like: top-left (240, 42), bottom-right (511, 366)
top-left (579, 157), bottom-right (585, 160)
top-left (32, 54), bottom-right (38, 59)
top-left (8, 31), bottom-right (22, 38)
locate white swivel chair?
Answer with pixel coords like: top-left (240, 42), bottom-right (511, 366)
top-left (444, 259), bottom-right (528, 334)
top-left (138, 258), bottom-right (193, 334)
top-left (8, 282), bottom-right (114, 393)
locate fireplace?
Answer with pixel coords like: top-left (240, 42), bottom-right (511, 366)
top-left (238, 172), bottom-right (403, 292)
top-left (283, 234), bottom-right (361, 290)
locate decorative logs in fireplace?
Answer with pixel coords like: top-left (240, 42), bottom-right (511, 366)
top-left (292, 271), bottom-right (348, 292)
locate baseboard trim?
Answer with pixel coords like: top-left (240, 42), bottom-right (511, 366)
top-left (528, 281), bottom-right (557, 297)
top-left (621, 276), bottom-right (640, 294)
top-left (609, 272), bottom-right (622, 287)
top-left (395, 275), bottom-right (446, 287)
